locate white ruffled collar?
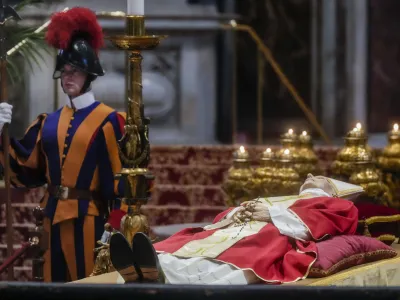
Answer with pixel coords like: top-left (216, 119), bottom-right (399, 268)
top-left (65, 91), bottom-right (95, 110)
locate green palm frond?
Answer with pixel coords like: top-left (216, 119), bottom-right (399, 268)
top-left (13, 0), bottom-right (49, 11)
top-left (6, 26), bottom-right (51, 84)
top-left (5, 0), bottom-right (64, 85)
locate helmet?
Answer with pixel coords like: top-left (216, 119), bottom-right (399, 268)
top-left (53, 38), bottom-right (105, 79)
top-left (46, 7), bottom-right (105, 80)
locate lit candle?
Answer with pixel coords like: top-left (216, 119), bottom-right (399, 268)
top-left (299, 130), bottom-right (311, 143)
top-left (283, 149), bottom-right (290, 156)
top-left (262, 147), bottom-right (274, 160)
top-left (356, 122), bottom-right (362, 130)
top-left (288, 128), bottom-right (294, 135)
top-left (394, 123), bottom-right (399, 132)
top-left (127, 0), bottom-right (144, 15)
top-left (233, 145), bottom-right (249, 160)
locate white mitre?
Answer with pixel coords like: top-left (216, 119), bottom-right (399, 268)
top-left (323, 177), bottom-right (364, 200)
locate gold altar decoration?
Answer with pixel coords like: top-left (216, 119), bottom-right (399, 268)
top-left (274, 149), bottom-right (301, 196)
top-left (331, 123), bottom-right (374, 179)
top-left (296, 131), bottom-right (320, 179)
top-left (378, 123), bottom-right (400, 208)
top-left (90, 224), bottom-right (115, 277)
top-left (247, 148), bottom-right (278, 198)
top-left (222, 146), bottom-right (254, 206)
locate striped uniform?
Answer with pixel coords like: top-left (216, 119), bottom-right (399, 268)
top-left (0, 92), bottom-right (126, 282)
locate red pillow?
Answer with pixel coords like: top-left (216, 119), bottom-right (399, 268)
top-left (308, 235), bottom-right (397, 278)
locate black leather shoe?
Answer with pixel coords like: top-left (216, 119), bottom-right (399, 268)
top-left (109, 232), bottom-right (143, 283)
top-left (132, 232), bottom-right (166, 283)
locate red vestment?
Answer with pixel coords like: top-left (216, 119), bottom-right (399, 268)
top-left (154, 197), bottom-right (358, 284)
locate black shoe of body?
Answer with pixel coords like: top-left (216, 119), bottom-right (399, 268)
top-left (109, 232), bottom-right (143, 283)
top-left (132, 232), bottom-right (166, 283)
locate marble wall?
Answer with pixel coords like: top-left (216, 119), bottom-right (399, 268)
top-left (17, 0), bottom-right (222, 144)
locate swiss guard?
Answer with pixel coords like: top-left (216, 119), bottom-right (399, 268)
top-left (0, 7), bottom-right (126, 282)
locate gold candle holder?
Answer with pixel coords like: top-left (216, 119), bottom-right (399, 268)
top-left (331, 123), bottom-right (374, 179)
top-left (275, 149), bottom-right (301, 196)
top-left (107, 16), bottom-right (167, 245)
top-left (349, 161), bottom-right (393, 207)
top-left (248, 148), bottom-right (277, 198)
top-left (330, 123), bottom-right (391, 205)
top-left (377, 123), bottom-right (400, 208)
top-left (278, 129), bottom-right (299, 153)
top-left (277, 128), bottom-right (302, 178)
top-left (296, 130), bottom-right (320, 179)
top-left (378, 123), bottom-right (400, 172)
top-left (222, 146), bottom-right (254, 207)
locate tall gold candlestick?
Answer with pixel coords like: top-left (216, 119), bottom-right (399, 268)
top-left (107, 14), bottom-right (166, 245)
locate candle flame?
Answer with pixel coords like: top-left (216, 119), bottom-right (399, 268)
top-left (265, 148), bottom-right (271, 153)
top-left (288, 128), bottom-right (294, 134)
top-left (356, 123), bottom-right (362, 130)
top-left (239, 146), bottom-right (245, 153)
top-left (302, 131), bottom-right (307, 136)
top-left (283, 149), bottom-right (290, 155)
top-left (394, 124), bottom-right (399, 131)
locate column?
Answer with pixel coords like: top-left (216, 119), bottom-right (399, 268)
top-left (345, 0), bottom-right (368, 130)
top-left (321, 0), bottom-right (337, 138)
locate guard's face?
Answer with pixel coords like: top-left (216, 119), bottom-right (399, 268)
top-left (60, 64), bottom-right (87, 98)
top-left (299, 174), bottom-right (335, 196)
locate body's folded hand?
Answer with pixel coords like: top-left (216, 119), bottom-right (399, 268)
top-left (233, 200), bottom-right (271, 223)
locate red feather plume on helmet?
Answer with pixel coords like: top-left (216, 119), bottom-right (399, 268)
top-left (45, 7), bottom-right (104, 53)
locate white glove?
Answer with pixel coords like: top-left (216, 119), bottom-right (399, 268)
top-left (0, 102), bottom-right (12, 134)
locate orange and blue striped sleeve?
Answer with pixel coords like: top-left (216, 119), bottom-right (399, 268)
top-left (97, 111), bottom-right (126, 209)
top-left (0, 114), bottom-right (47, 188)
